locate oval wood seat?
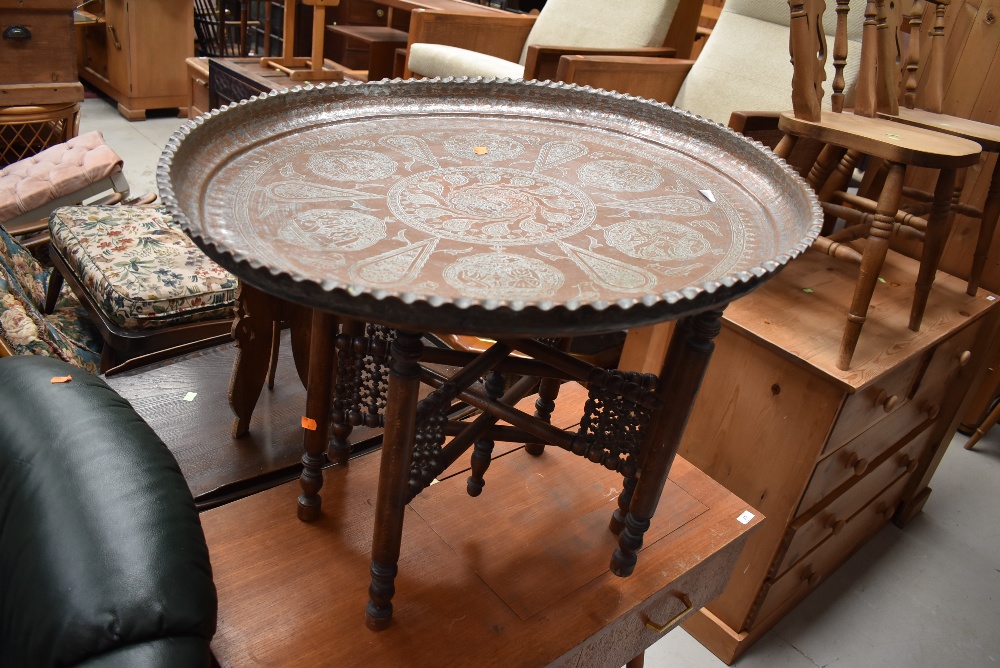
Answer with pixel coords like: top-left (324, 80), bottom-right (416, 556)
top-left (778, 110), bottom-right (982, 169)
top-left (880, 107), bottom-right (1000, 152)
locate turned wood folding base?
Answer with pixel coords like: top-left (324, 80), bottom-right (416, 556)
top-left (291, 310), bottom-right (726, 631)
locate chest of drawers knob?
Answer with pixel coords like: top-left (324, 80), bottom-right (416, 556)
top-left (957, 350), bottom-right (973, 367)
top-left (874, 390), bottom-right (899, 412)
top-left (846, 453), bottom-right (870, 476)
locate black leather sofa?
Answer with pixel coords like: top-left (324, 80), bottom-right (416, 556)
top-left (0, 356), bottom-right (217, 667)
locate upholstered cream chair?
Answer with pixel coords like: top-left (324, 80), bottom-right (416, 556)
top-left (404, 0), bottom-right (698, 81)
top-left (557, 0), bottom-right (866, 125)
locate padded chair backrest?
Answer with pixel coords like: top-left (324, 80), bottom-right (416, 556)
top-left (674, 0), bottom-right (867, 124)
top-left (519, 0), bottom-right (681, 65)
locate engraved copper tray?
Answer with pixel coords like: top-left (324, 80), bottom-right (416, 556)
top-left (159, 79), bottom-right (821, 337)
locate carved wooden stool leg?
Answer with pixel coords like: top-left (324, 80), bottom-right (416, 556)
top-left (910, 167), bottom-right (957, 331)
top-left (609, 475), bottom-right (638, 535)
top-left (526, 338), bottom-right (571, 456)
top-left (297, 309), bottom-right (338, 522)
top-left (367, 329), bottom-right (423, 631)
top-left (229, 283), bottom-right (278, 438)
top-left (838, 162), bottom-right (905, 370)
top-left (466, 370), bottom-right (506, 496)
top-left (968, 155), bottom-right (1000, 296)
top-left (611, 308), bottom-right (724, 577)
top-left (330, 319), bottom-right (367, 467)
top-left (266, 320), bottom-right (281, 389)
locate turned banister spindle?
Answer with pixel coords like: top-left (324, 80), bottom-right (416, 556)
top-left (903, 0), bottom-right (926, 108)
top-left (923, 0), bottom-right (948, 114)
top-left (832, 0), bottom-right (851, 112)
top-left (875, 0), bottom-right (900, 116)
top-left (789, 0), bottom-right (826, 122)
top-left (854, 0), bottom-right (880, 117)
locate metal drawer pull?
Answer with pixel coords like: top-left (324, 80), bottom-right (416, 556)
top-left (643, 593), bottom-right (694, 634)
top-left (108, 23), bottom-right (122, 50)
top-left (3, 25), bottom-right (31, 41)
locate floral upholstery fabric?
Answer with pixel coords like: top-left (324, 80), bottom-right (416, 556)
top-left (0, 227), bottom-right (101, 372)
top-left (49, 206), bottom-right (237, 330)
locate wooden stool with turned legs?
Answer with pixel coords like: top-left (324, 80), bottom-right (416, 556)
top-left (774, 0), bottom-right (981, 370)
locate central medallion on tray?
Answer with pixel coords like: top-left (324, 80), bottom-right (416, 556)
top-left (386, 166), bottom-right (596, 246)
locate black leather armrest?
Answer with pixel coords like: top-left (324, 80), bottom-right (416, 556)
top-left (0, 356), bottom-right (217, 667)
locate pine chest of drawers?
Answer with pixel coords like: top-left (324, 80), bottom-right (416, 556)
top-left (673, 248), bottom-right (998, 663)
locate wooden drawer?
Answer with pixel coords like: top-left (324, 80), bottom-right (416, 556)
top-left (750, 472), bottom-right (911, 627)
top-left (822, 352), bottom-right (925, 457)
top-left (186, 57), bottom-right (209, 119)
top-left (911, 313), bottom-right (988, 412)
top-left (799, 396), bottom-right (933, 515)
top-left (1, 6), bottom-right (76, 85)
top-left (774, 434), bottom-right (928, 579)
top-left (342, 0), bottom-right (389, 25)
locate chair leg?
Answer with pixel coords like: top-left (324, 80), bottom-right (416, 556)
top-left (965, 398), bottom-right (1000, 450)
top-left (910, 167), bottom-right (957, 331)
top-left (968, 154), bottom-right (1000, 296)
top-left (44, 269), bottom-right (64, 314)
top-left (839, 162), bottom-right (905, 370)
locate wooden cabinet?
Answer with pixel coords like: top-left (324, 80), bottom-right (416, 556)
top-left (75, 0), bottom-right (194, 120)
top-left (1, 0), bottom-right (83, 106)
top-left (674, 248), bottom-right (999, 664)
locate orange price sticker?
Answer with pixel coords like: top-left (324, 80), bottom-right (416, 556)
top-left (50, 375), bottom-right (72, 384)
top-left (301, 416), bottom-right (318, 431)
top-left (473, 146), bottom-right (488, 155)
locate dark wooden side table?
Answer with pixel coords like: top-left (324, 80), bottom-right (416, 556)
top-left (160, 79), bottom-right (820, 632)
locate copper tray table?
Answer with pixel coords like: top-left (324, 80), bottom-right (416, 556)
top-left (160, 78), bottom-right (821, 631)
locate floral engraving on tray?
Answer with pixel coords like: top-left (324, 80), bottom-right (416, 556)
top-left (280, 209), bottom-right (387, 251)
top-left (386, 167), bottom-right (595, 246)
top-left (442, 252), bottom-right (564, 300)
top-left (444, 132), bottom-right (525, 162)
top-left (602, 219), bottom-right (721, 262)
top-left (307, 149), bottom-right (398, 182)
top-left (576, 160), bottom-right (663, 192)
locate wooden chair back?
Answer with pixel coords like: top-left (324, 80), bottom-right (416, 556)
top-left (902, 0), bottom-right (948, 113)
top-left (788, 0), bottom-right (903, 122)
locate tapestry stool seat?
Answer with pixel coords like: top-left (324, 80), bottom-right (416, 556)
top-left (47, 205), bottom-right (237, 371)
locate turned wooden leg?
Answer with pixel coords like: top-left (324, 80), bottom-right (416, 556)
top-left (266, 320), bottom-right (281, 389)
top-left (526, 338), bottom-right (570, 456)
top-left (330, 319), bottom-right (366, 467)
top-left (609, 475), bottom-right (638, 535)
top-left (807, 144), bottom-right (848, 191)
top-left (774, 134), bottom-right (798, 160)
top-left (817, 148), bottom-right (861, 235)
top-left (297, 309), bottom-right (338, 522)
top-left (229, 283), bottom-right (278, 438)
top-left (611, 308), bottom-right (724, 576)
top-left (367, 329), bottom-right (423, 631)
top-left (910, 167), bottom-right (957, 331)
top-left (969, 155), bottom-right (1000, 296)
top-left (838, 162), bottom-right (905, 370)
top-left (467, 370), bottom-right (505, 496)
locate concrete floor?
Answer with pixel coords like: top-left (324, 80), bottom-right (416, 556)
top-left (81, 93), bottom-right (1000, 668)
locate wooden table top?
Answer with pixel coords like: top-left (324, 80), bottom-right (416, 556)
top-left (201, 382), bottom-right (762, 666)
top-left (162, 79), bottom-right (820, 337)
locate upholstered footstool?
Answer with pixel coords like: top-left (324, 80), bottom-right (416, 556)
top-left (47, 205), bottom-right (237, 371)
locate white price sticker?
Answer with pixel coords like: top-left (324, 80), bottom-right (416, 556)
top-left (737, 510), bottom-right (755, 525)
